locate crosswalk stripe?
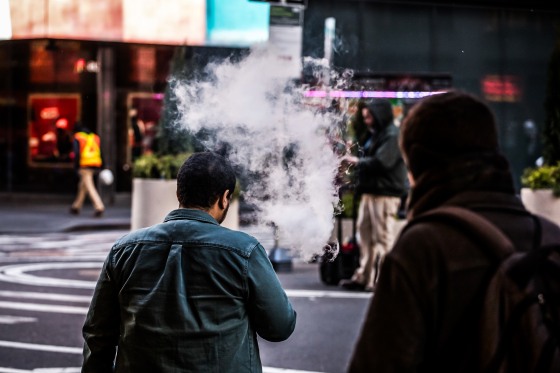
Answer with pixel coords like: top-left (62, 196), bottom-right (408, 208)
top-left (0, 367), bottom-right (32, 373)
top-left (0, 340), bottom-right (81, 354)
top-left (0, 341), bottom-right (324, 373)
top-left (0, 316), bottom-right (37, 324)
top-left (0, 291), bottom-right (91, 303)
top-left (0, 301), bottom-right (88, 314)
top-left (0, 366), bottom-right (323, 373)
top-left (286, 289), bottom-right (372, 299)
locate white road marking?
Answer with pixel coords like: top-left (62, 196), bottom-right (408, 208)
top-left (0, 367), bottom-right (323, 373)
top-left (0, 368), bottom-right (31, 373)
top-left (0, 291), bottom-right (91, 303)
top-left (0, 340), bottom-right (323, 372)
top-left (0, 340), bottom-right (81, 354)
top-left (0, 262), bottom-right (372, 300)
top-left (0, 301), bottom-right (88, 314)
top-left (0, 368), bottom-right (80, 373)
top-left (286, 289), bottom-right (372, 299)
top-left (0, 315), bottom-right (37, 324)
top-left (263, 368), bottom-right (325, 373)
top-left (0, 232), bottom-right (335, 373)
top-left (0, 262), bottom-right (100, 288)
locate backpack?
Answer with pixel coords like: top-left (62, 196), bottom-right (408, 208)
top-left (409, 206), bottom-right (560, 373)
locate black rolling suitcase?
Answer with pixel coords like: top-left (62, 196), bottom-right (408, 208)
top-left (319, 192), bottom-right (360, 285)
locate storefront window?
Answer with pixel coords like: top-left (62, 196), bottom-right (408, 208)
top-left (29, 41), bottom-right (81, 84)
top-left (127, 93), bottom-right (164, 162)
top-left (28, 94), bottom-right (80, 167)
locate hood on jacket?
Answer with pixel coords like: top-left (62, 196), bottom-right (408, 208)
top-left (365, 99), bottom-right (394, 132)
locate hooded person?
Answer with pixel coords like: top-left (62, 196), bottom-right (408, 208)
top-left (347, 90), bottom-right (560, 372)
top-left (339, 99), bottom-right (408, 292)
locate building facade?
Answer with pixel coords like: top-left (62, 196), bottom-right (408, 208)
top-left (0, 0), bottom-right (559, 195)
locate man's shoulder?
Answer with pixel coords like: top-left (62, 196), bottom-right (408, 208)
top-left (210, 225), bottom-right (262, 252)
top-left (111, 222), bottom-right (262, 257)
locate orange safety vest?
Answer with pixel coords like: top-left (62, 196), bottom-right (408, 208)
top-left (75, 132), bottom-right (102, 168)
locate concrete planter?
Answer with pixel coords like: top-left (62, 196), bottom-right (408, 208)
top-left (520, 188), bottom-right (560, 226)
top-left (131, 178), bottom-right (239, 231)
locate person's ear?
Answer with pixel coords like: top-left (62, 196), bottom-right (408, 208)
top-left (218, 190), bottom-right (231, 210)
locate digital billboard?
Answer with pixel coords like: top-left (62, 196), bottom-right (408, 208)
top-left (2, 0), bottom-right (206, 45)
top-left (206, 0), bottom-right (269, 46)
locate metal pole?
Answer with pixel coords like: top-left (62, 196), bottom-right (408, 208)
top-left (96, 47), bottom-right (116, 205)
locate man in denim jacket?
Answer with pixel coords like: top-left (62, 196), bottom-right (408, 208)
top-left (82, 152), bottom-right (297, 373)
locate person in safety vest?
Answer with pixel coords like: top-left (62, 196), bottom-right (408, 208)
top-left (70, 122), bottom-right (105, 217)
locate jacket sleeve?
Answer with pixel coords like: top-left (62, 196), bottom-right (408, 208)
top-left (246, 244), bottom-right (297, 342)
top-left (82, 253), bottom-right (120, 373)
top-left (347, 229), bottom-right (429, 373)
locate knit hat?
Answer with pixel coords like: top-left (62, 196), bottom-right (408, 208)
top-left (400, 90), bottom-right (500, 178)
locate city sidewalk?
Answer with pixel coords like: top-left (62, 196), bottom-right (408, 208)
top-left (0, 192), bottom-right (290, 265)
top-left (0, 192), bottom-right (132, 234)
top-left (0, 193), bottom-right (276, 249)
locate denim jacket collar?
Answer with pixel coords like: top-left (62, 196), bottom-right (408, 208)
top-left (163, 208), bottom-right (219, 226)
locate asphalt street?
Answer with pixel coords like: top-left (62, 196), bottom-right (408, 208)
top-left (0, 192), bottom-right (383, 372)
top-left (0, 228), bottom-right (372, 373)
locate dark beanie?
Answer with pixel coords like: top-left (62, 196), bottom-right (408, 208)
top-left (400, 90), bottom-right (500, 178)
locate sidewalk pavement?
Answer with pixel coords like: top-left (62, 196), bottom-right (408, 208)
top-left (0, 192), bottom-right (286, 263)
top-left (0, 192), bottom-right (132, 234)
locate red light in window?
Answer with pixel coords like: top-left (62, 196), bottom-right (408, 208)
top-left (75, 58), bottom-right (86, 73)
top-left (482, 75), bottom-right (522, 102)
top-left (55, 118), bottom-right (69, 129)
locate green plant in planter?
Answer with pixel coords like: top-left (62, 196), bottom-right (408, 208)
top-left (132, 152), bottom-right (192, 180)
top-left (132, 152), bottom-right (242, 199)
top-left (521, 33), bottom-right (560, 196)
top-left (521, 163), bottom-right (560, 197)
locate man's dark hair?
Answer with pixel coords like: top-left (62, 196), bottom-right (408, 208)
top-left (177, 152), bottom-right (236, 209)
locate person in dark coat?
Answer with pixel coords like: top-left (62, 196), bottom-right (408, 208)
top-left (347, 90), bottom-right (560, 372)
top-left (340, 99), bottom-right (408, 292)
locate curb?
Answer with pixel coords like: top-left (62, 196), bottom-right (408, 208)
top-left (62, 223), bottom-right (131, 233)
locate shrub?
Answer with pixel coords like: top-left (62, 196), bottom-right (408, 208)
top-left (132, 151), bottom-right (241, 199)
top-left (132, 152), bottom-right (192, 180)
top-left (521, 162), bottom-right (560, 197)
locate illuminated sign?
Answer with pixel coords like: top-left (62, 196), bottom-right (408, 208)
top-left (5, 0), bottom-right (206, 45)
top-left (482, 75), bottom-right (522, 102)
top-left (304, 90), bottom-right (447, 99)
top-left (207, 0), bottom-right (269, 46)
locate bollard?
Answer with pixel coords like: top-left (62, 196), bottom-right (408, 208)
top-left (267, 222), bottom-right (293, 272)
top-left (268, 246), bottom-right (293, 273)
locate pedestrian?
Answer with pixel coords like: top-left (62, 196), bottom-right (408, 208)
top-left (69, 122), bottom-right (105, 217)
top-left (128, 107), bottom-right (145, 160)
top-left (347, 90), bottom-right (560, 372)
top-left (81, 151), bottom-right (297, 373)
top-left (55, 117), bottom-right (73, 161)
top-left (339, 99), bottom-right (408, 292)
top-left (346, 99), bottom-right (368, 151)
